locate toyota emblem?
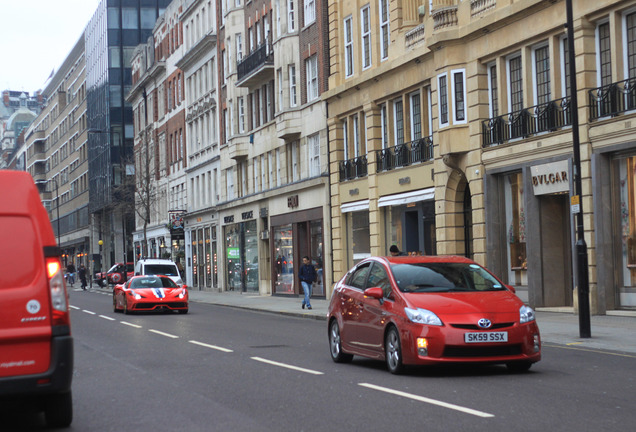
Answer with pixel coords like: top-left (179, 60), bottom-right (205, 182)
top-left (478, 318), bottom-right (492, 328)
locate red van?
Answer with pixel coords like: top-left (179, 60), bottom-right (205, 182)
top-left (0, 171), bottom-right (73, 427)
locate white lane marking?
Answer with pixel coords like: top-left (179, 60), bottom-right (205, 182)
top-left (99, 315), bottom-right (116, 321)
top-left (250, 357), bottom-right (323, 375)
top-left (82, 310), bottom-right (96, 315)
top-left (120, 321), bottom-right (142, 328)
top-left (69, 305), bottom-right (80, 310)
top-left (149, 329), bottom-right (179, 339)
top-left (358, 383), bottom-right (495, 418)
top-left (189, 340), bottom-right (233, 353)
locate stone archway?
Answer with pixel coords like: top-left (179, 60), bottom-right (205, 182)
top-left (438, 170), bottom-right (473, 257)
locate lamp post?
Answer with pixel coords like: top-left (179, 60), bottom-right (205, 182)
top-left (565, 0), bottom-right (591, 338)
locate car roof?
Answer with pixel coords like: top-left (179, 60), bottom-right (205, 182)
top-left (137, 259), bottom-right (177, 264)
top-left (375, 255), bottom-right (478, 265)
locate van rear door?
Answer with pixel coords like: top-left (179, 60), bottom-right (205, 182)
top-left (0, 174), bottom-right (54, 377)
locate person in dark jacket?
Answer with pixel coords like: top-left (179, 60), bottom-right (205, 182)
top-left (298, 256), bottom-right (317, 310)
top-left (78, 264), bottom-right (87, 290)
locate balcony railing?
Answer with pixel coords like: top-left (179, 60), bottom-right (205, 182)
top-left (589, 77), bottom-right (636, 120)
top-left (339, 155), bottom-right (368, 181)
top-left (237, 42), bottom-right (274, 82)
top-left (482, 97), bottom-right (571, 147)
top-left (376, 137), bottom-right (433, 172)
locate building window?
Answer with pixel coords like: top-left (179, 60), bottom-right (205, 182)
top-left (393, 99), bottom-right (404, 145)
top-left (277, 69), bottom-right (284, 111)
top-left (438, 74), bottom-right (448, 127)
top-left (534, 45), bottom-right (551, 106)
top-left (597, 22), bottom-right (612, 87)
top-left (289, 64), bottom-right (297, 107)
top-left (344, 16), bottom-right (354, 78)
top-left (508, 55), bottom-right (524, 112)
top-left (236, 33), bottom-right (243, 62)
top-left (288, 0), bottom-right (295, 33)
top-left (348, 211), bottom-right (370, 264)
top-left (304, 0), bottom-right (315, 26)
top-left (238, 97), bottom-right (245, 133)
top-left (627, 12), bottom-right (636, 79)
top-left (379, 0), bottom-right (390, 60)
top-left (226, 167), bottom-right (235, 200)
top-left (380, 104), bottom-right (388, 149)
top-left (361, 5), bottom-right (371, 69)
top-left (308, 133), bottom-right (320, 177)
top-left (489, 63), bottom-right (499, 117)
top-left (352, 115), bottom-right (360, 156)
top-left (410, 92), bottom-right (421, 141)
top-left (561, 37), bottom-right (571, 98)
top-left (451, 69), bottom-right (466, 123)
top-left (306, 55), bottom-right (318, 101)
top-left (343, 119), bottom-right (349, 161)
top-left (614, 155), bottom-right (636, 307)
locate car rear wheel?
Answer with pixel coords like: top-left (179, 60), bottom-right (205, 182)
top-left (385, 327), bottom-right (404, 374)
top-left (506, 361), bottom-right (533, 373)
top-left (44, 391), bottom-right (72, 428)
top-left (329, 320), bottom-right (353, 363)
top-left (178, 309), bottom-right (189, 314)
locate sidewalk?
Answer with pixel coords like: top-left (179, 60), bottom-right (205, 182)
top-left (187, 289), bottom-right (636, 355)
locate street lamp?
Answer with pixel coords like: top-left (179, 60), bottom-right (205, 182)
top-left (565, 0), bottom-right (591, 338)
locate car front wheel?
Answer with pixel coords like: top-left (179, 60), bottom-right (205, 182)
top-left (506, 361), bottom-right (533, 373)
top-left (329, 320), bottom-right (353, 363)
top-left (385, 327), bottom-right (404, 374)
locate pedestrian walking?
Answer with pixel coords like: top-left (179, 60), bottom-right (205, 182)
top-left (298, 256), bottom-right (317, 310)
top-left (79, 264), bottom-right (87, 290)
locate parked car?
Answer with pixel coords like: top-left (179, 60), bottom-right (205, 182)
top-left (0, 170), bottom-right (73, 427)
top-left (327, 255), bottom-right (541, 374)
top-left (94, 262), bottom-right (134, 287)
top-left (134, 258), bottom-right (184, 286)
top-left (113, 275), bottom-right (188, 314)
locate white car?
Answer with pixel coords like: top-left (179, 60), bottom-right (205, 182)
top-left (134, 258), bottom-right (184, 286)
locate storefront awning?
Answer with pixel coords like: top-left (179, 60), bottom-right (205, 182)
top-left (340, 199), bottom-right (370, 213)
top-left (378, 188), bottom-right (434, 207)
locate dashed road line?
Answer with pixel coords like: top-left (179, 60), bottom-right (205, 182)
top-left (120, 321), bottom-right (142, 328)
top-left (358, 383), bottom-right (495, 418)
top-left (189, 340), bottom-right (233, 353)
top-left (250, 356), bottom-right (323, 375)
top-left (82, 310), bottom-right (96, 315)
top-left (149, 329), bottom-right (179, 339)
top-left (69, 305), bottom-right (80, 310)
top-left (99, 315), bottom-right (116, 321)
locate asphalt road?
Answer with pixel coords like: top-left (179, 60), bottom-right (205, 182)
top-left (4, 289), bottom-right (635, 431)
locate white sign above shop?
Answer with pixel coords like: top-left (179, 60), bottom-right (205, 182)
top-left (530, 160), bottom-right (570, 195)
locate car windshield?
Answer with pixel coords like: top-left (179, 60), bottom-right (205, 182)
top-left (130, 277), bottom-right (178, 289)
top-left (390, 262), bottom-right (506, 293)
top-left (144, 264), bottom-right (179, 276)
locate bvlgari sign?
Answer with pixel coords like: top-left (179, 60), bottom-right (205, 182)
top-left (530, 160), bottom-right (570, 195)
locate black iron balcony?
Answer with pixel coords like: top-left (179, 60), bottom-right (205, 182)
top-left (339, 155), bottom-right (368, 181)
top-left (376, 136), bottom-right (433, 172)
top-left (237, 41), bottom-right (274, 86)
top-left (589, 77), bottom-right (636, 120)
top-left (482, 97), bottom-right (571, 147)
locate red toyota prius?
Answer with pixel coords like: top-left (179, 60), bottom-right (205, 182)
top-left (327, 256), bottom-right (541, 374)
top-left (113, 275), bottom-right (189, 314)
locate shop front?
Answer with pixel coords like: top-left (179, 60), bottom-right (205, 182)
top-left (224, 218), bottom-right (258, 293)
top-left (380, 189), bottom-right (436, 256)
top-left (271, 207), bottom-right (324, 297)
top-left (187, 225), bottom-right (217, 290)
top-left (486, 159), bottom-right (574, 307)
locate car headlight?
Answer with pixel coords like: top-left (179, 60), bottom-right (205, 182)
top-left (405, 307), bottom-right (443, 326)
top-left (178, 289), bottom-right (187, 299)
top-left (128, 290), bottom-right (142, 300)
top-left (520, 305), bottom-right (535, 323)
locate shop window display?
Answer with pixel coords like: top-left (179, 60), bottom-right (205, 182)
top-left (615, 156), bottom-right (636, 307)
top-left (505, 173), bottom-right (527, 285)
top-left (274, 224), bottom-right (294, 294)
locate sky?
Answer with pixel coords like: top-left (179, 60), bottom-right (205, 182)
top-left (0, 0), bottom-right (102, 94)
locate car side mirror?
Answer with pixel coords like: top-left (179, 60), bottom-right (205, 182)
top-left (364, 287), bottom-right (385, 304)
top-left (506, 285), bottom-right (516, 294)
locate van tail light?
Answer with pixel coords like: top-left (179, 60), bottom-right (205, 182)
top-left (45, 255), bottom-right (71, 331)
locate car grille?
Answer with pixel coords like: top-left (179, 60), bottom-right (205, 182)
top-left (443, 344), bottom-right (522, 358)
top-left (135, 302), bottom-right (187, 309)
top-left (450, 322), bottom-right (515, 330)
